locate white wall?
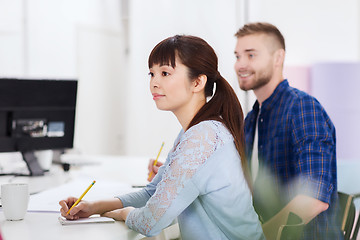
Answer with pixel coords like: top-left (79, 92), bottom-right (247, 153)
top-left (248, 0), bottom-right (360, 65)
top-left (76, 27), bottom-right (126, 155)
top-left (27, 0), bottom-right (123, 78)
top-left (0, 0), bottom-right (23, 76)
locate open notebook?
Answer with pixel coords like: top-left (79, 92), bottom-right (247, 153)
top-left (58, 215), bottom-right (115, 225)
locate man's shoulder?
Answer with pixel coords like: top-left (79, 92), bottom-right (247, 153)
top-left (283, 84), bottom-right (314, 102)
top-left (283, 85), bottom-right (335, 130)
top-left (282, 85), bottom-right (323, 110)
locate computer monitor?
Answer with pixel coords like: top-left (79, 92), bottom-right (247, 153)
top-left (0, 78), bottom-right (77, 176)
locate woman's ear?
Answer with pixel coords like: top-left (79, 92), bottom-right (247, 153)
top-left (193, 74), bottom-right (207, 93)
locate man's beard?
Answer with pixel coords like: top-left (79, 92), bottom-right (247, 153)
top-left (251, 73), bottom-right (272, 91)
top-left (239, 69), bottom-right (272, 91)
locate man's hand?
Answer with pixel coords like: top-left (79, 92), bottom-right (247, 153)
top-left (262, 194), bottom-right (329, 240)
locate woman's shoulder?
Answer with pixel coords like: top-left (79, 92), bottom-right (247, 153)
top-left (188, 120), bottom-right (229, 133)
top-left (183, 120), bottom-right (232, 143)
top-left (170, 120), bottom-right (233, 168)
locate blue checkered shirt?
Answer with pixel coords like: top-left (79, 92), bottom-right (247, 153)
top-left (245, 80), bottom-right (343, 239)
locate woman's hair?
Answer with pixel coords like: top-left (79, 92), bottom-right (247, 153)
top-left (235, 22), bottom-right (285, 51)
top-left (148, 35), bottom-right (251, 188)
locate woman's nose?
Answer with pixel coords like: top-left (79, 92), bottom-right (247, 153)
top-left (150, 76), bottom-right (159, 88)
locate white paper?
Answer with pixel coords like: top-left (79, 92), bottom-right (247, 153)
top-left (28, 177), bottom-right (136, 212)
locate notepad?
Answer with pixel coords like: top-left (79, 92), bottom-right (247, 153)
top-left (58, 215), bottom-right (115, 225)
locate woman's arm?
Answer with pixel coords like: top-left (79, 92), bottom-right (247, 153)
top-left (123, 121), bottom-right (222, 237)
top-left (59, 197), bottom-right (123, 220)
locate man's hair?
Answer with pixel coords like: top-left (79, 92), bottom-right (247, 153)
top-left (235, 22), bottom-right (285, 51)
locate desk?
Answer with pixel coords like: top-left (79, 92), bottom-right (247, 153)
top-left (0, 211), bottom-right (145, 240)
top-left (0, 154), bottom-right (177, 240)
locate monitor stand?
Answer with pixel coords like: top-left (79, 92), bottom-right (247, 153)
top-left (21, 151), bottom-right (45, 176)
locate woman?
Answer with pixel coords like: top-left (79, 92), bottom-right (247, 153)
top-left (59, 35), bottom-right (264, 240)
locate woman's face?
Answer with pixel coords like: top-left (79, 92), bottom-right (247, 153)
top-left (149, 59), bottom-right (195, 114)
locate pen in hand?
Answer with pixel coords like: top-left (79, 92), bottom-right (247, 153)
top-left (66, 180), bottom-right (96, 215)
top-left (148, 142), bottom-right (164, 179)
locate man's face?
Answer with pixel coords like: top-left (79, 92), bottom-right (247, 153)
top-left (234, 34), bottom-right (275, 91)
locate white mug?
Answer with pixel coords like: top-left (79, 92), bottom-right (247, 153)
top-left (35, 150), bottom-right (53, 171)
top-left (1, 183), bottom-right (29, 220)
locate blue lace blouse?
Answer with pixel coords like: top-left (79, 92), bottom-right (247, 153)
top-left (117, 120), bottom-right (264, 240)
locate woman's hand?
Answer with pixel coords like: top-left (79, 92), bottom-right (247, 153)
top-left (101, 207), bottom-right (135, 221)
top-left (147, 158), bottom-right (164, 182)
top-left (59, 197), bottom-right (94, 220)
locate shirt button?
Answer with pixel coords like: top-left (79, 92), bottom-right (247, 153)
top-left (260, 145), bottom-right (263, 149)
top-left (260, 118), bottom-right (263, 123)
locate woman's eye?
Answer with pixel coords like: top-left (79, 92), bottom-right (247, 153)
top-left (249, 54), bottom-right (254, 58)
top-left (162, 71), bottom-right (169, 76)
top-left (148, 72), bottom-right (154, 77)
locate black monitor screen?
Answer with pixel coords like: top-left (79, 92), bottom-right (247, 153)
top-left (0, 78), bottom-right (77, 176)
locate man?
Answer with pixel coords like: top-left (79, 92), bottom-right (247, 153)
top-left (234, 22), bottom-right (342, 239)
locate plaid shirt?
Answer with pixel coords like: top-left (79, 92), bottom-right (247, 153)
top-left (245, 80), bottom-right (343, 239)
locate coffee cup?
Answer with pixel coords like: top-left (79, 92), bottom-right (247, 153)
top-left (1, 183), bottom-right (29, 220)
top-left (35, 150), bottom-right (53, 171)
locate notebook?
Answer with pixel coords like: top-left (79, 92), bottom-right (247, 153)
top-left (58, 215), bottom-right (115, 225)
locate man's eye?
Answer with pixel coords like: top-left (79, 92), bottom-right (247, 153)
top-left (249, 54), bottom-right (254, 58)
top-left (162, 71), bottom-right (169, 76)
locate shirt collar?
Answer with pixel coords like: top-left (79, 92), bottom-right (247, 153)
top-left (252, 79), bottom-right (289, 112)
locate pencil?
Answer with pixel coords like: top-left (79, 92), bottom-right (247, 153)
top-left (66, 180), bottom-right (96, 215)
top-left (148, 142), bottom-right (164, 179)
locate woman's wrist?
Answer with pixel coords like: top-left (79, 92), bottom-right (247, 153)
top-left (88, 201), bottom-right (100, 215)
top-left (121, 207), bottom-right (135, 221)
top-left (92, 198), bottom-right (124, 215)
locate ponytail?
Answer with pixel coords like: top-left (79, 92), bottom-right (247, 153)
top-left (188, 74), bottom-right (252, 190)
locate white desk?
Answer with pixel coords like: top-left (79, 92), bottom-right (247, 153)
top-left (0, 154), bottom-right (177, 240)
top-left (0, 211), bottom-right (146, 240)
